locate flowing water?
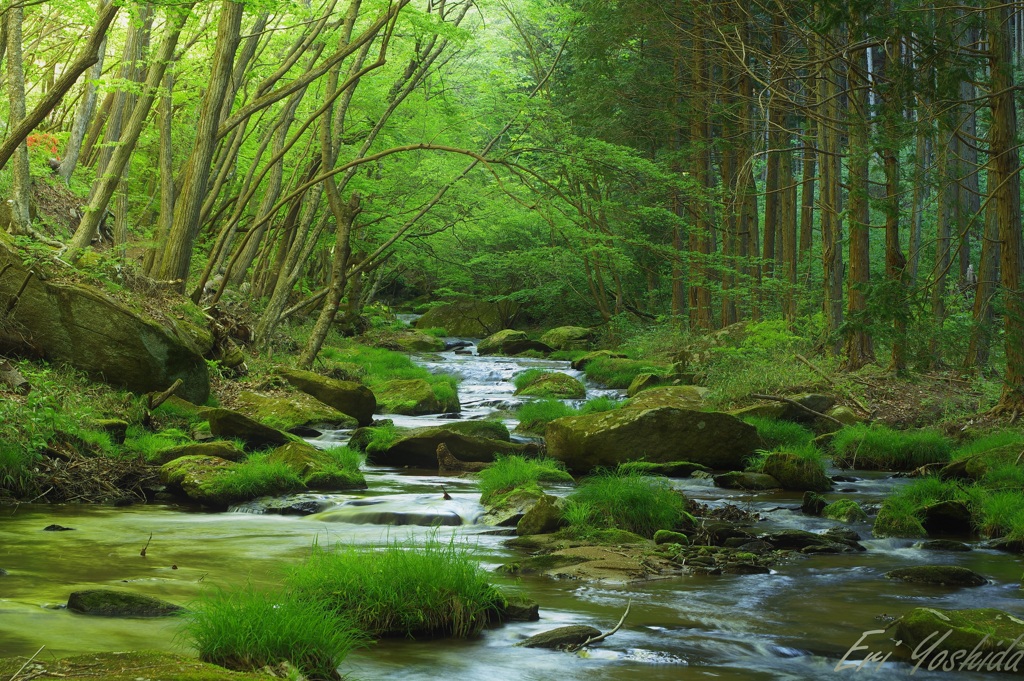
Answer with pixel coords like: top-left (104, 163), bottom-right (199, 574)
top-left (1, 340), bottom-right (1022, 680)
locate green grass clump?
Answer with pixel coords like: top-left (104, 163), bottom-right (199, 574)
top-left (578, 396), bottom-right (624, 414)
top-left (363, 424), bottom-right (399, 455)
top-left (287, 536), bottom-right (506, 638)
top-left (321, 344), bottom-right (460, 407)
top-left (124, 426), bottom-right (192, 463)
top-left (744, 417), bottom-right (814, 449)
top-left (512, 369), bottom-right (546, 392)
top-left (564, 469), bottom-right (687, 538)
top-left (0, 441), bottom-right (37, 498)
top-left (953, 430), bottom-right (1024, 459)
top-left (420, 327), bottom-right (448, 337)
top-left (478, 455), bottom-right (573, 504)
top-left (972, 490), bottom-right (1024, 539)
top-left (182, 585), bottom-right (365, 680)
top-left (515, 396), bottom-right (622, 433)
top-left (832, 424), bottom-right (952, 471)
top-left (208, 455), bottom-right (304, 499)
top-left (873, 476), bottom-right (964, 538)
top-left (583, 358), bottom-right (667, 389)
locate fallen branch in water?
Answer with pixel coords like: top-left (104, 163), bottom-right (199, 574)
top-left (141, 532), bottom-right (153, 557)
top-left (567, 600), bottom-right (631, 652)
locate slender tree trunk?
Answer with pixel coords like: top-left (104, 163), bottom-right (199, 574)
top-left (817, 24), bottom-right (844, 351)
top-left (965, 159), bottom-right (1000, 368)
top-left (156, 0), bottom-right (243, 288)
top-left (845, 40), bottom-right (874, 369)
top-left (58, 2), bottom-right (107, 183)
top-left (144, 72), bottom-right (175, 276)
top-left (4, 6), bottom-right (32, 235)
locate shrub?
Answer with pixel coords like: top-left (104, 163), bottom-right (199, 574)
top-left (832, 424), bottom-right (951, 470)
top-left (744, 417), bottom-right (814, 449)
top-left (565, 469), bottom-right (686, 538)
top-left (477, 455), bottom-right (573, 504)
top-left (286, 536), bottom-right (506, 638)
top-left (182, 585), bottom-right (365, 680)
top-left (207, 456), bottom-right (304, 499)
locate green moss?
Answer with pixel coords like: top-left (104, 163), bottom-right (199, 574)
top-left (584, 357), bottom-right (669, 389)
top-left (0, 652), bottom-right (282, 681)
top-left (822, 499), bottom-right (868, 523)
top-left (478, 455), bottom-right (573, 504)
top-left (513, 371), bottom-right (586, 399)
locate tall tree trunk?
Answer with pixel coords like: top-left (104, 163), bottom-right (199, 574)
top-left (4, 6), bottom-right (32, 235)
top-left (156, 0), bottom-right (243, 288)
top-left (965, 159), bottom-right (1000, 369)
top-left (845, 40), bottom-right (874, 369)
top-left (817, 24), bottom-right (844, 352)
top-left (58, 1), bottom-right (107, 183)
top-left (144, 72), bottom-right (175, 276)
top-left (987, 1), bottom-right (1024, 410)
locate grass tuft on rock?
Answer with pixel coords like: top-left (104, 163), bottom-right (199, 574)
top-left (182, 585), bottom-right (365, 680)
top-left (583, 357), bottom-right (668, 389)
top-left (286, 535), bottom-right (506, 638)
top-left (832, 424), bottom-right (951, 470)
top-left (564, 468), bottom-right (687, 538)
top-left (743, 416), bottom-right (814, 449)
top-left (515, 396), bottom-right (623, 433)
top-left (206, 455), bottom-right (304, 499)
top-left (478, 455), bottom-right (573, 504)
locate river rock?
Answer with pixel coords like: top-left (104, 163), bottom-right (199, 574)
top-left (918, 539), bottom-right (973, 552)
top-left (368, 427), bottom-right (538, 467)
top-left (477, 329), bottom-right (552, 356)
top-left (921, 500), bottom-right (973, 536)
top-left (150, 440), bottom-right (246, 466)
top-left (624, 386), bottom-right (707, 411)
top-left (91, 419), bottom-right (129, 444)
top-left (375, 378), bottom-right (460, 415)
top-left (758, 451), bottom-right (831, 492)
top-left (540, 326), bottom-right (595, 351)
top-left (895, 608), bottom-right (1024, 665)
top-left (822, 500), bottom-right (867, 523)
top-left (277, 368), bottom-right (376, 426)
top-left (205, 408), bottom-right (289, 450)
top-left (620, 460), bottom-right (710, 477)
top-left (625, 372), bottom-right (663, 397)
top-left (67, 589), bottom-right (183, 617)
top-left (234, 390), bottom-right (357, 432)
top-left (517, 494), bottom-right (565, 536)
top-left (570, 350), bottom-right (627, 370)
top-left (517, 625), bottom-right (602, 649)
top-left (514, 372), bottom-right (585, 399)
top-left (500, 597), bottom-right (541, 622)
top-left (546, 407), bottom-right (759, 472)
top-left (414, 300), bottom-right (520, 337)
top-left (761, 529), bottom-right (865, 553)
top-left (802, 491), bottom-right (828, 516)
top-left (393, 330), bottom-right (446, 352)
top-left (0, 232), bottom-right (211, 403)
top-left (160, 455), bottom-right (302, 507)
top-left (654, 530), bottom-right (689, 545)
top-left (714, 471), bottom-right (781, 491)
top-left (267, 441), bottom-right (366, 490)
top-left (480, 488), bottom-right (545, 526)
top-left (885, 565), bottom-right (988, 587)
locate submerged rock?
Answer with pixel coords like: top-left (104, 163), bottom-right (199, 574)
top-left (205, 408), bottom-right (289, 450)
top-left (885, 565), bottom-right (988, 587)
top-left (277, 367), bottom-right (376, 426)
top-left (918, 539), bottom-right (973, 552)
top-left (517, 625), bottom-right (602, 649)
top-left (67, 589), bottom-right (183, 617)
top-left (546, 407), bottom-right (759, 472)
top-left (0, 232), bottom-right (211, 403)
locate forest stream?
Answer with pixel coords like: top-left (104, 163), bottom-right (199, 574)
top-left (1, 338), bottom-right (1022, 681)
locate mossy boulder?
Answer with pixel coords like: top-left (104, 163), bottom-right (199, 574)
top-left (150, 440), bottom-right (246, 466)
top-left (0, 652), bottom-right (282, 681)
top-left (393, 330), bottom-right (446, 353)
top-left (234, 391), bottom-right (358, 432)
top-left (414, 300), bottom-right (520, 337)
top-left (368, 426), bottom-right (538, 468)
top-left (205, 408), bottom-right (290, 450)
top-left (516, 494), bottom-right (565, 536)
top-left (896, 608), bottom-right (1024, 665)
top-left (539, 326), bottom-right (595, 351)
top-left (885, 565), bottom-right (988, 587)
top-left (625, 386), bottom-right (708, 411)
top-left (0, 233), bottom-right (210, 403)
top-left (802, 491), bottom-right (828, 515)
top-left (625, 372), bottom-right (663, 397)
top-left (91, 419), bottom-right (129, 444)
top-left (160, 455), bottom-right (239, 507)
top-left (822, 500), bottom-right (868, 523)
top-left (480, 487), bottom-right (545, 526)
top-left (545, 407), bottom-right (759, 472)
top-left (921, 500), bottom-right (973, 536)
top-left (277, 368), bottom-right (376, 426)
top-left (570, 350), bottom-right (627, 371)
top-left (714, 471), bottom-right (781, 491)
top-left (514, 372), bottom-right (586, 399)
top-left (376, 378), bottom-right (460, 415)
top-left (758, 451), bottom-right (831, 492)
top-left (477, 329), bottom-right (553, 356)
top-left (67, 589), bottom-right (183, 617)
top-left (266, 441), bottom-right (365, 490)
top-left (654, 530), bottom-right (689, 545)
top-left (873, 506), bottom-right (927, 538)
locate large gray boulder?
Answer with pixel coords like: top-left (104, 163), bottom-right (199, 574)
top-left (539, 326), bottom-right (595, 351)
top-left (277, 367), bottom-right (376, 425)
top-left (477, 329), bottom-right (552, 356)
top-left (234, 390), bottom-right (358, 431)
top-left (545, 407), bottom-right (759, 472)
top-left (0, 233), bottom-right (211, 403)
top-left (414, 300), bottom-right (520, 337)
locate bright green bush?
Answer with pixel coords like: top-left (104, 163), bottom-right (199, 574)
top-left (565, 469), bottom-right (687, 538)
top-left (832, 424), bottom-right (951, 470)
top-left (183, 585), bottom-right (365, 680)
top-left (478, 455), bottom-right (573, 504)
top-left (287, 536), bottom-right (506, 638)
